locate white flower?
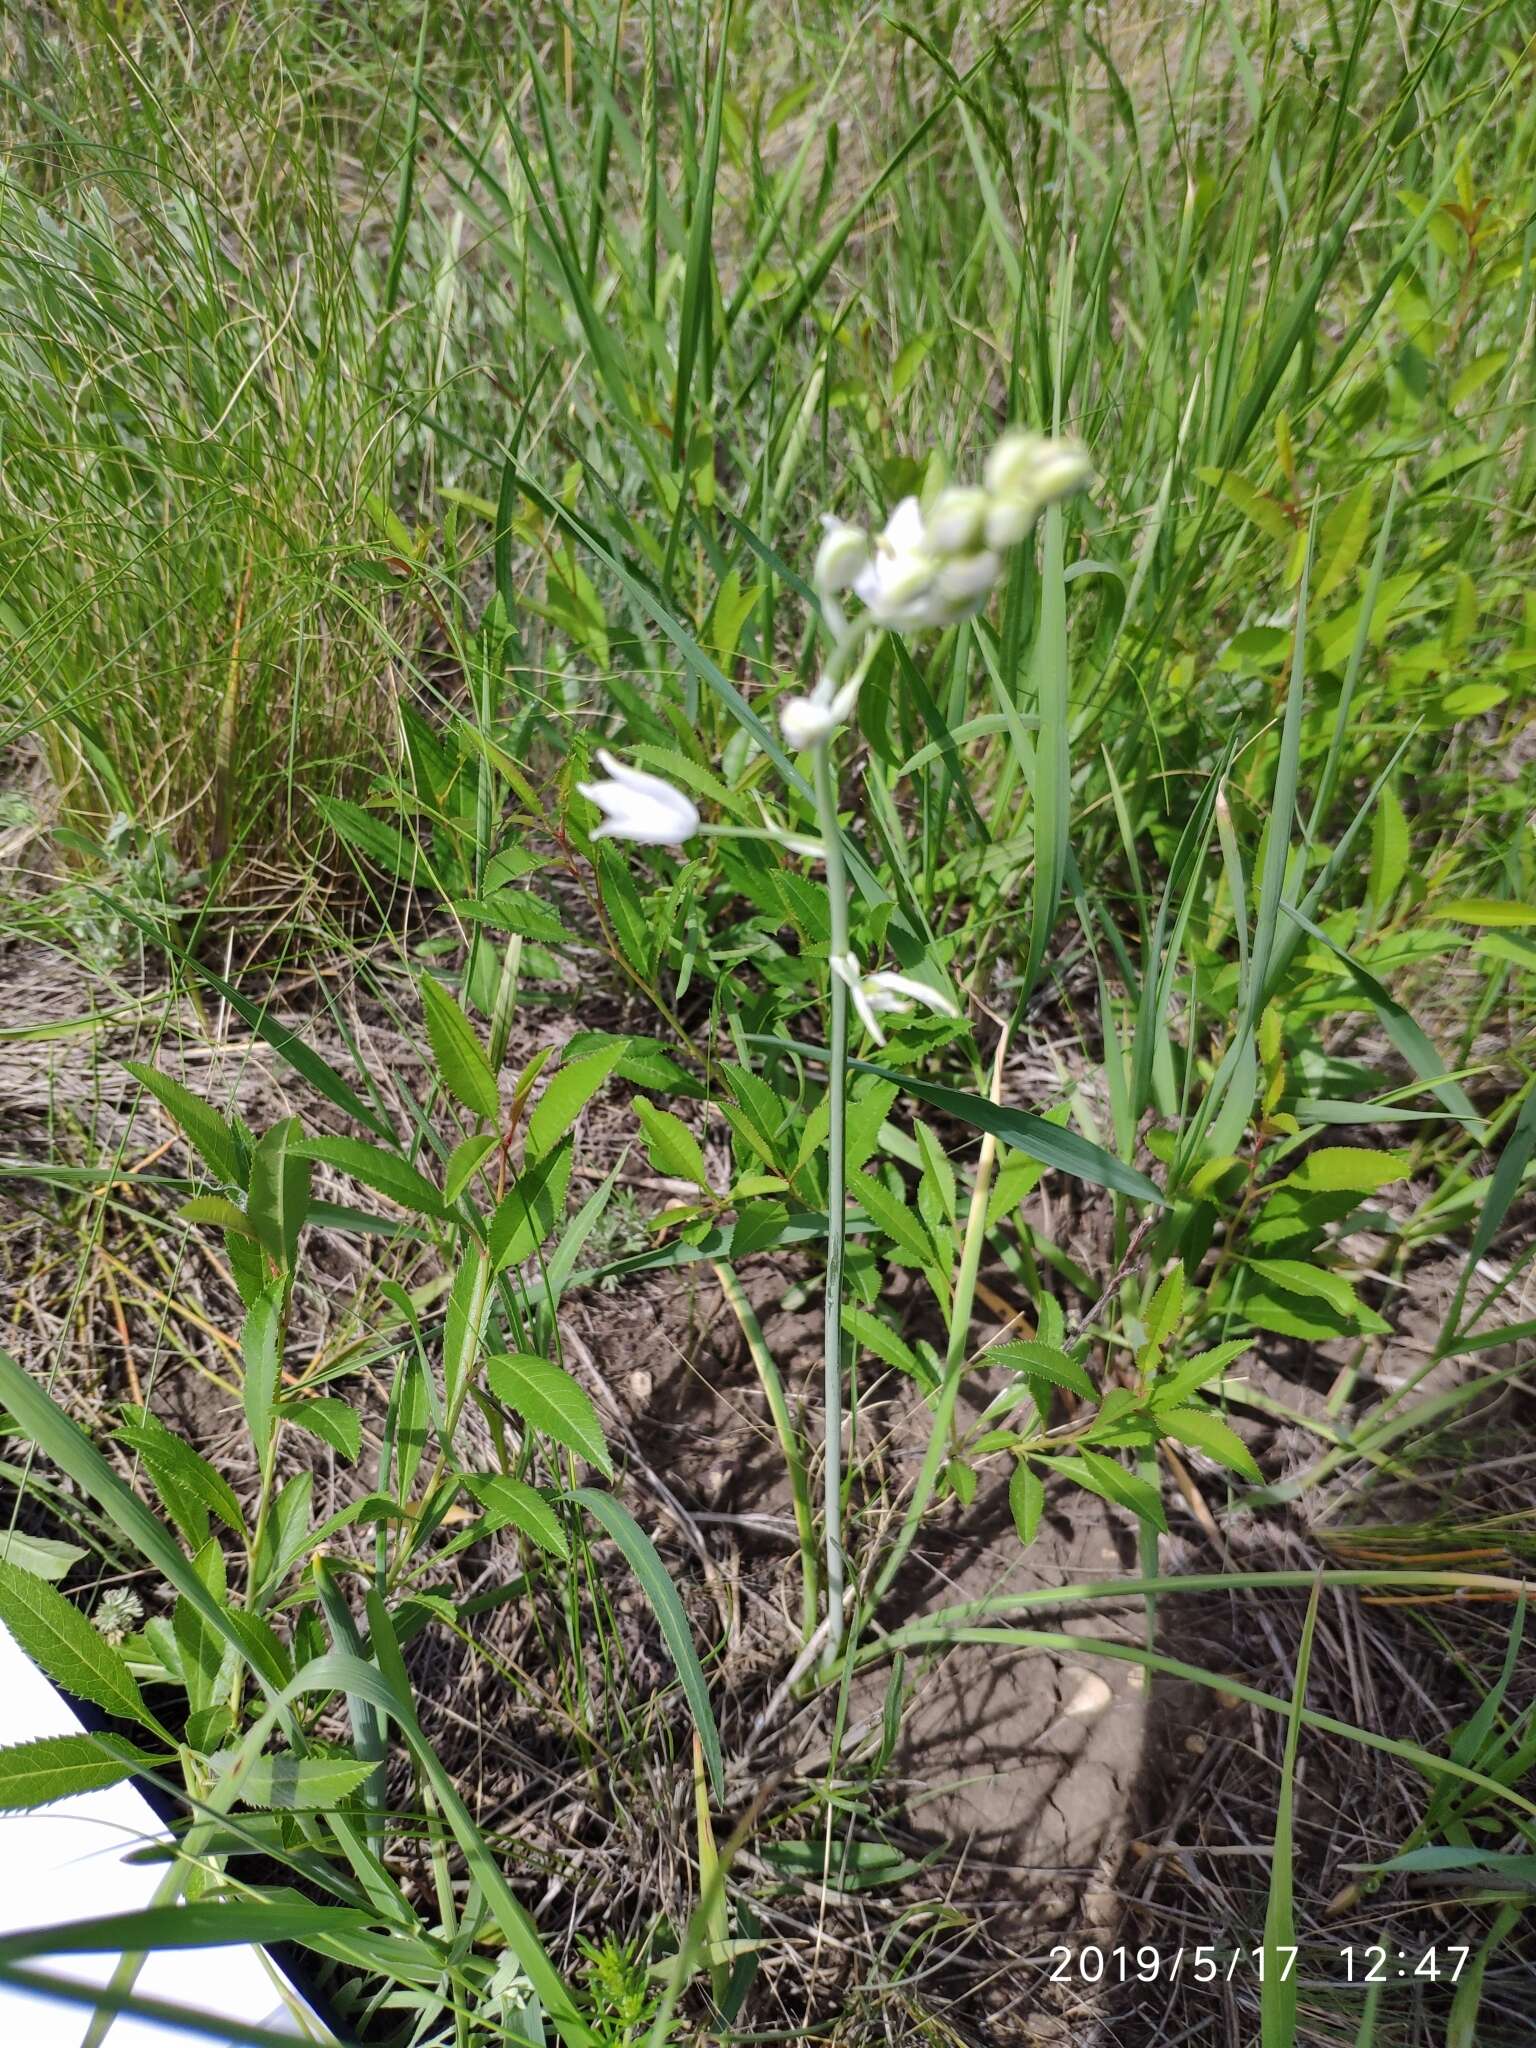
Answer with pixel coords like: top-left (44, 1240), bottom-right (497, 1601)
top-left (852, 494), bottom-right (1009, 633)
top-left (935, 549), bottom-right (1003, 605)
top-left (852, 496), bottom-right (951, 629)
top-left (777, 671), bottom-right (862, 750)
top-left (830, 951), bottom-right (960, 1047)
top-left (576, 749), bottom-right (700, 846)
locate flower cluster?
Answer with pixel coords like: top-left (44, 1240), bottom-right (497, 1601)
top-left (576, 428), bottom-right (1091, 843)
top-left (813, 428), bottom-right (1091, 639)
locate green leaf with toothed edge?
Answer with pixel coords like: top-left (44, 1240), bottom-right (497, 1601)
top-left (486, 1354), bottom-right (611, 1478)
top-left (1056, 1450), bottom-right (1167, 1533)
top-left (292, 1135), bottom-right (443, 1218)
top-left (0, 1562), bottom-right (161, 1733)
top-left (420, 975), bottom-right (501, 1123)
top-left (277, 1397), bottom-right (361, 1462)
top-left (121, 1063), bottom-right (248, 1187)
top-left (0, 1734), bottom-right (166, 1812)
top-left (460, 1475), bottom-right (569, 1559)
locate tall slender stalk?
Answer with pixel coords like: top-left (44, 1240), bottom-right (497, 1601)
top-left (812, 736), bottom-right (852, 1665)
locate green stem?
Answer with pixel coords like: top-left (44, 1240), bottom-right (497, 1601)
top-left (813, 736), bottom-right (851, 1667)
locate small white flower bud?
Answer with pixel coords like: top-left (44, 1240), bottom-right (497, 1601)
top-left (814, 518), bottom-right (870, 593)
top-left (984, 495), bottom-right (1037, 550)
top-left (1028, 438), bottom-right (1093, 503)
top-left (924, 485), bottom-right (989, 556)
top-left (935, 550), bottom-right (1002, 606)
top-left (985, 429), bottom-right (1051, 499)
top-left (779, 694), bottom-right (841, 749)
top-left (985, 429), bottom-right (1092, 510)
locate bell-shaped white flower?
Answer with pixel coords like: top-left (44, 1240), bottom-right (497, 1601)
top-left (830, 951), bottom-right (960, 1047)
top-left (576, 749), bottom-right (700, 846)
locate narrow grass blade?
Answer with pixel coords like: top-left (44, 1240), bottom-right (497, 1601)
top-left (572, 1488), bottom-right (724, 1800)
top-left (1262, 1578), bottom-right (1319, 2047)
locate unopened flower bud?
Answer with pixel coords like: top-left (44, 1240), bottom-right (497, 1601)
top-left (924, 485), bottom-right (990, 556)
top-left (985, 429), bottom-right (1051, 499)
top-left (984, 495), bottom-right (1037, 550)
top-left (935, 550), bottom-right (1002, 606)
top-left (986, 429), bottom-right (1092, 508)
top-left (814, 518), bottom-right (870, 593)
top-left (779, 695), bottom-right (841, 749)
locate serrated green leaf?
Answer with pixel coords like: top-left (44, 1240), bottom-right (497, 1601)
top-left (315, 795), bottom-right (418, 880)
top-left (1282, 1147), bottom-right (1412, 1195)
top-left (1058, 1449), bottom-right (1167, 1532)
top-left (1009, 1462), bottom-right (1045, 1548)
top-left (174, 1195), bottom-right (257, 1238)
top-left (246, 1117), bottom-right (310, 1274)
top-left (1368, 781), bottom-right (1409, 913)
top-left (594, 841), bottom-right (652, 976)
top-left (459, 889), bottom-right (573, 945)
top-left (563, 1032), bottom-right (704, 1099)
top-left (241, 1286), bottom-right (283, 1461)
top-left (444, 1134), bottom-right (497, 1204)
top-left (633, 1098), bottom-right (710, 1190)
top-left (489, 1142), bottom-right (572, 1269)
top-left (1144, 1267), bottom-right (1185, 1349)
top-left (1246, 1258), bottom-right (1365, 1318)
top-left (443, 1248), bottom-right (490, 1422)
top-left (0, 1561), bottom-right (159, 1732)
top-left (210, 1750), bottom-right (378, 1811)
top-left (123, 1063), bottom-right (247, 1187)
top-left (1158, 1405), bottom-right (1260, 1481)
top-left (1432, 898), bottom-right (1536, 928)
top-left (294, 1134), bottom-right (443, 1218)
top-left (1315, 478), bottom-right (1373, 600)
top-left (841, 1305), bottom-right (920, 1377)
top-left (460, 1474), bottom-right (569, 1558)
top-left (1197, 466), bottom-right (1293, 542)
top-left (573, 1488), bottom-right (722, 1801)
top-left (278, 1396), bottom-right (361, 1462)
top-left (848, 1168), bottom-right (939, 1269)
top-left (486, 1354), bottom-right (611, 1478)
top-left (421, 974), bottom-right (501, 1122)
top-left (116, 1408), bottom-right (244, 1538)
top-left (984, 1340), bottom-right (1096, 1399)
top-left (0, 1734), bottom-right (163, 1812)
top-left (1151, 1339), bottom-right (1252, 1410)
top-left (526, 1042), bottom-right (624, 1160)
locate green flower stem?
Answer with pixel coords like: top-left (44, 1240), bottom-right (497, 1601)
top-left (812, 733), bottom-right (851, 1666)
